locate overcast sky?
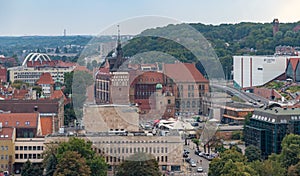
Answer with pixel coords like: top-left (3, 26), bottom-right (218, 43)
top-left (0, 0), bottom-right (299, 36)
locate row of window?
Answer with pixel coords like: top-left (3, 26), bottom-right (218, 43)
top-left (0, 155), bottom-right (9, 160)
top-left (93, 140), bottom-right (168, 144)
top-left (0, 164), bottom-right (8, 169)
top-left (2, 121), bottom-right (31, 126)
top-left (96, 146), bottom-right (168, 154)
top-left (105, 155), bottom-right (168, 163)
top-left (0, 146), bottom-right (8, 151)
top-left (15, 146), bottom-right (43, 151)
top-left (15, 153), bottom-right (42, 159)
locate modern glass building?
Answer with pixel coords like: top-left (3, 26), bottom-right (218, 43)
top-left (244, 107), bottom-right (300, 158)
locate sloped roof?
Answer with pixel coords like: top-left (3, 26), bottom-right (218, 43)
top-left (12, 89), bottom-right (29, 99)
top-left (163, 63), bottom-right (208, 83)
top-left (50, 90), bottom-right (66, 101)
top-left (0, 113), bottom-right (39, 128)
top-left (0, 99), bottom-right (59, 113)
top-left (37, 72), bottom-right (54, 85)
top-left (0, 127), bottom-right (14, 140)
top-left (40, 117), bottom-right (53, 136)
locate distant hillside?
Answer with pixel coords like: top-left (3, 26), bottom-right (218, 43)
top-left (123, 21), bottom-right (300, 79)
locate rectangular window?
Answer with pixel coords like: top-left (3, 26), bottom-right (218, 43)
top-left (20, 154), bottom-right (23, 159)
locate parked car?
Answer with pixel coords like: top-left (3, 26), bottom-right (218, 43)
top-left (183, 153), bottom-right (188, 158)
top-left (199, 152), bottom-right (205, 157)
top-left (206, 155), bottom-right (214, 161)
top-left (183, 149), bottom-right (189, 154)
top-left (194, 150), bottom-right (200, 155)
top-left (197, 167), bottom-right (204, 172)
top-left (185, 157), bottom-right (191, 162)
top-left (190, 160), bottom-right (197, 167)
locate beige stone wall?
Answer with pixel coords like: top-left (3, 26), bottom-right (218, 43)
top-left (83, 105), bottom-right (139, 132)
top-left (0, 139), bottom-right (14, 173)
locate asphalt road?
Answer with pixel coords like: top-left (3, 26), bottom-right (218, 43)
top-left (183, 144), bottom-right (210, 175)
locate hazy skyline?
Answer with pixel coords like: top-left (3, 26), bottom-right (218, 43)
top-left (0, 0), bottom-right (299, 36)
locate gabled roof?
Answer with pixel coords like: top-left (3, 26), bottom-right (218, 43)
top-left (163, 63), bottom-right (208, 83)
top-left (50, 90), bottom-right (65, 100)
top-left (37, 72), bottom-right (54, 85)
top-left (0, 113), bottom-right (39, 128)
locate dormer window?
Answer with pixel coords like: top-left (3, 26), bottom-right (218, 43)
top-left (25, 121), bottom-right (30, 126)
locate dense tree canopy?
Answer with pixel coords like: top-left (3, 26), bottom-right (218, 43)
top-left (43, 138), bottom-right (107, 176)
top-left (244, 145), bottom-right (261, 162)
top-left (116, 152), bottom-right (161, 176)
top-left (54, 151), bottom-right (90, 176)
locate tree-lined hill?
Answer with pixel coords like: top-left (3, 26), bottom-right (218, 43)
top-left (122, 21), bottom-right (300, 79)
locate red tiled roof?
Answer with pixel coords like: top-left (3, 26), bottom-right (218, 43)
top-left (40, 117), bottom-right (53, 135)
top-left (0, 127), bottom-right (14, 140)
top-left (50, 90), bottom-right (65, 100)
top-left (97, 67), bottom-right (110, 75)
top-left (12, 89), bottom-right (29, 99)
top-left (37, 73), bottom-right (54, 85)
top-left (163, 63), bottom-right (208, 83)
top-left (0, 113), bottom-right (39, 128)
top-left (74, 66), bottom-right (91, 73)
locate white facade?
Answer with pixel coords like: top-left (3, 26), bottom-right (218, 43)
top-left (233, 56), bottom-right (291, 88)
top-left (8, 66), bottom-right (75, 84)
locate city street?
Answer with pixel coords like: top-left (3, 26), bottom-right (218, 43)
top-left (182, 141), bottom-right (211, 175)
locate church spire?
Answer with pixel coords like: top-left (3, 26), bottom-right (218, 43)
top-left (116, 24), bottom-right (123, 57)
top-left (117, 24), bottom-right (121, 45)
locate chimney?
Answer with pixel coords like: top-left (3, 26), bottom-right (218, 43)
top-left (34, 106), bottom-right (38, 112)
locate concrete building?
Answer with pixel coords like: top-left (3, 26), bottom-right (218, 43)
top-left (14, 138), bottom-right (44, 173)
top-left (244, 107), bottom-right (300, 157)
top-left (8, 53), bottom-right (76, 84)
top-left (233, 55), bottom-right (294, 89)
top-left (45, 131), bottom-right (183, 175)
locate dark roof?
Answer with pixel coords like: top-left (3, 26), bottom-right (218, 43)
top-left (0, 99), bottom-right (59, 113)
top-left (252, 107), bottom-right (300, 123)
